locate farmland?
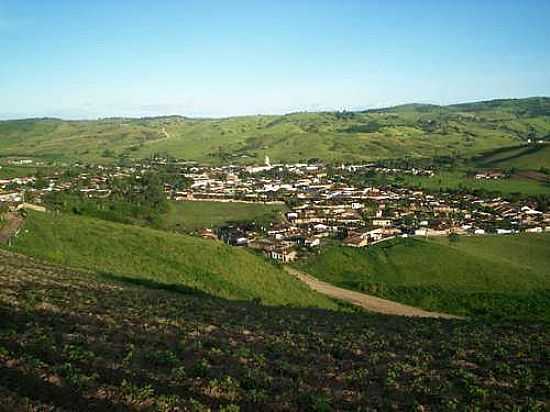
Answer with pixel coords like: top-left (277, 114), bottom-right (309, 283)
top-left (1, 97), bottom-right (550, 165)
top-left (474, 143), bottom-right (550, 170)
top-left (159, 200), bottom-right (287, 233)
top-left (0, 165), bottom-right (59, 179)
top-left (4, 211), bottom-right (337, 309)
top-left (397, 170), bottom-right (550, 196)
top-left (1, 249), bottom-right (549, 410)
top-left (295, 234), bottom-right (550, 321)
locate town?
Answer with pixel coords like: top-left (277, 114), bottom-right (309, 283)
top-left (1, 156), bottom-right (549, 262)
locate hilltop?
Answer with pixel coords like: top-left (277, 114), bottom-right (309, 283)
top-left (1, 97), bottom-right (549, 164)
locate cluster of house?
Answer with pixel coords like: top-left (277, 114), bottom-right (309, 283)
top-left (1, 158), bottom-right (549, 263)
top-left (0, 163), bottom-right (151, 210)
top-left (198, 184), bottom-right (549, 261)
top-left (474, 170), bottom-right (506, 180)
top-left (170, 159), bottom-right (549, 261)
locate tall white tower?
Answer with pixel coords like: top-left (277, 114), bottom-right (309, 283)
top-left (265, 155), bottom-right (271, 167)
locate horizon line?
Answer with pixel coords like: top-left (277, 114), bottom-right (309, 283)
top-left (1, 95), bottom-right (548, 123)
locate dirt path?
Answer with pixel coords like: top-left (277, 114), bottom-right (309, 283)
top-left (285, 267), bottom-right (463, 319)
top-left (0, 212), bottom-right (24, 244)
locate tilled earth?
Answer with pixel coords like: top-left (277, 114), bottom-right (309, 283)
top-left (0, 250), bottom-right (548, 411)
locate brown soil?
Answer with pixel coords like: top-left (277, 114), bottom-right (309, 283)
top-left (0, 212), bottom-right (24, 244)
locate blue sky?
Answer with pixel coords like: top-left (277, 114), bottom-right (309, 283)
top-left (1, 0), bottom-right (549, 119)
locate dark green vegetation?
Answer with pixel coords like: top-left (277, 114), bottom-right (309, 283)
top-left (5, 211), bottom-right (337, 309)
top-left (1, 250), bottom-right (549, 410)
top-left (159, 201), bottom-right (287, 233)
top-left (0, 165), bottom-right (60, 179)
top-left (45, 171), bottom-right (168, 226)
top-left (1, 97), bottom-right (549, 164)
top-left (44, 188), bottom-right (287, 233)
top-left (296, 235), bottom-right (550, 321)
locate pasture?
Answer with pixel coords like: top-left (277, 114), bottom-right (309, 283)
top-left (159, 200), bottom-right (287, 232)
top-left (296, 234), bottom-right (550, 320)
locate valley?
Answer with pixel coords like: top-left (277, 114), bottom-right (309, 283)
top-left (1, 97), bottom-right (550, 410)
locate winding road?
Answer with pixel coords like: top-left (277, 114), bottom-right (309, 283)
top-left (284, 267), bottom-right (463, 319)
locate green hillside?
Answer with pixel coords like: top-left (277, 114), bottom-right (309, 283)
top-left (475, 144), bottom-right (550, 170)
top-left (362, 168), bottom-right (550, 197)
top-left (296, 235), bottom-right (550, 320)
top-left (4, 211), bottom-right (337, 309)
top-left (2, 250), bottom-right (549, 410)
top-left (1, 97), bottom-right (549, 164)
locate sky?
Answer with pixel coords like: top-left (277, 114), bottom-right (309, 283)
top-left (1, 0), bottom-right (549, 119)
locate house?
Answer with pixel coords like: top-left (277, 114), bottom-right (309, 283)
top-left (304, 237), bottom-right (321, 248)
top-left (415, 228), bottom-right (448, 237)
top-left (198, 228), bottom-right (218, 241)
top-left (343, 234), bottom-right (368, 248)
top-left (16, 203), bottom-right (46, 213)
top-left (372, 218), bottom-right (392, 227)
top-left (415, 229), bottom-right (428, 237)
top-left (270, 246), bottom-right (297, 263)
top-left (216, 225), bottom-right (249, 246)
top-left (0, 192), bottom-right (23, 203)
top-left (313, 223), bottom-right (329, 233)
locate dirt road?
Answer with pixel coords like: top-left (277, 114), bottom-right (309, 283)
top-left (285, 267), bottom-right (463, 319)
top-left (0, 212), bottom-right (24, 244)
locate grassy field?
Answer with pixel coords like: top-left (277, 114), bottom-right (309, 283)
top-left (0, 165), bottom-right (59, 179)
top-left (159, 200), bottom-right (287, 232)
top-left (4, 211), bottom-right (337, 309)
top-left (1, 249), bottom-right (549, 410)
top-left (475, 144), bottom-right (550, 170)
top-left (1, 98), bottom-right (549, 164)
top-left (296, 235), bottom-right (550, 320)
top-left (398, 170), bottom-right (550, 196)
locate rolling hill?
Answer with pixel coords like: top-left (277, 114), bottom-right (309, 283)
top-left (3, 211), bottom-right (338, 309)
top-left (295, 235), bottom-right (550, 320)
top-left (1, 97), bottom-right (549, 164)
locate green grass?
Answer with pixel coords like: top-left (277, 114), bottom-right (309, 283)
top-left (398, 170), bottom-right (550, 196)
top-left (475, 144), bottom-right (550, 170)
top-left (5, 211), bottom-right (337, 309)
top-left (0, 165), bottom-right (58, 179)
top-left (159, 200), bottom-right (287, 232)
top-left (1, 249), bottom-right (549, 410)
top-left (1, 98), bottom-right (549, 164)
top-left (295, 235), bottom-right (550, 320)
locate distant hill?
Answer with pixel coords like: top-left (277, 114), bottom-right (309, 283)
top-left (1, 97), bottom-right (549, 164)
top-left (448, 97), bottom-right (550, 116)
